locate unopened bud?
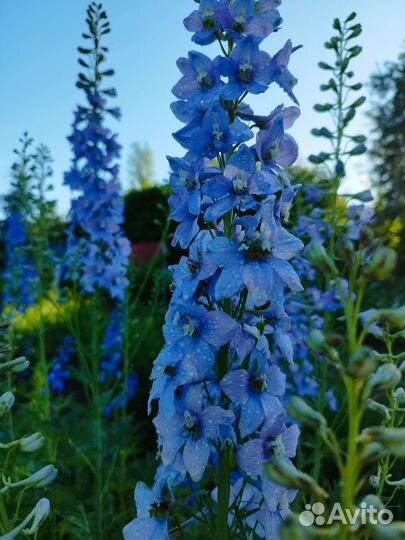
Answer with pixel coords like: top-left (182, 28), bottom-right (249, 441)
top-left (305, 241), bottom-right (338, 276)
top-left (0, 392), bottom-right (15, 417)
top-left (287, 396), bottom-right (327, 430)
top-left (3, 465), bottom-right (58, 491)
top-left (0, 357), bottom-right (30, 373)
top-left (363, 364), bottom-right (402, 398)
top-left (378, 306), bottom-right (405, 330)
top-left (360, 428), bottom-right (405, 458)
top-left (394, 387), bottom-right (405, 406)
top-left (361, 495), bottom-right (385, 511)
top-left (347, 346), bottom-right (377, 378)
top-left (305, 329), bottom-right (326, 351)
top-left (19, 433), bottom-right (45, 453)
top-left (364, 247), bottom-right (397, 281)
top-left (23, 498), bottom-right (51, 535)
top-left (266, 456), bottom-right (328, 500)
top-left (367, 400), bottom-right (391, 420)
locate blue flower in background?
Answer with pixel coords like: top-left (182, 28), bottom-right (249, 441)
top-left (61, 31), bottom-right (130, 302)
top-left (48, 336), bottom-right (76, 393)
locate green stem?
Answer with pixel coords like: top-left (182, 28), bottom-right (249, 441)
top-left (217, 448), bottom-right (231, 540)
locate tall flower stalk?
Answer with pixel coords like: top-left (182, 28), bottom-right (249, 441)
top-left (125, 1), bottom-right (304, 538)
top-left (61, 3), bottom-right (131, 538)
top-left (269, 14), bottom-right (405, 540)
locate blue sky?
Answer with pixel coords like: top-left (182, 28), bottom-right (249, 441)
top-left (0, 1), bottom-right (404, 215)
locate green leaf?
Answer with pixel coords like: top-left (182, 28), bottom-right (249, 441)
top-left (344, 108), bottom-right (356, 124)
top-left (314, 103), bottom-right (334, 112)
top-left (349, 45), bottom-right (363, 58)
top-left (318, 61), bottom-right (334, 70)
top-left (348, 23), bottom-right (362, 38)
top-left (352, 135), bottom-right (367, 143)
top-left (308, 152), bottom-right (330, 164)
top-left (311, 127), bottom-right (334, 139)
top-left (345, 12), bottom-right (357, 22)
top-left (349, 144), bottom-right (367, 155)
top-left (332, 18), bottom-right (341, 31)
top-left (350, 95), bottom-right (366, 108)
top-left (350, 82), bottom-right (363, 90)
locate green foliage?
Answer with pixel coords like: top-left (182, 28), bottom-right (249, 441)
top-left (368, 51), bottom-right (405, 281)
top-left (124, 186), bottom-right (170, 243)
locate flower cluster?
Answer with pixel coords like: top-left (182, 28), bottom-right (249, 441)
top-left (126, 1), bottom-right (304, 538)
top-left (48, 335), bottom-right (76, 393)
top-left (61, 4), bottom-right (130, 302)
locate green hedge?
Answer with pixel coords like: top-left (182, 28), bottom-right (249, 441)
top-left (123, 186), bottom-right (170, 243)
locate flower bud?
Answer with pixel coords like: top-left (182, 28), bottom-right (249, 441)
top-left (368, 522), bottom-right (405, 540)
top-left (378, 306), bottom-right (405, 330)
top-left (336, 238), bottom-right (354, 262)
top-left (0, 357), bottom-right (30, 373)
top-left (19, 433), bottom-right (45, 453)
top-left (305, 241), bottom-right (338, 276)
top-left (347, 346), bottom-right (377, 378)
top-left (4, 465), bottom-right (58, 491)
top-left (368, 474), bottom-right (381, 489)
top-left (364, 247), bottom-right (397, 281)
top-left (361, 494), bottom-right (385, 511)
top-left (363, 364), bottom-right (402, 399)
top-left (305, 329), bottom-right (326, 351)
top-left (287, 396), bottom-right (327, 430)
top-left (360, 428), bottom-right (405, 458)
top-left (23, 498), bottom-right (51, 535)
top-left (266, 456), bottom-right (328, 500)
top-left (394, 387), bottom-right (405, 406)
top-left (367, 400), bottom-right (391, 420)
top-left (0, 392), bottom-right (15, 418)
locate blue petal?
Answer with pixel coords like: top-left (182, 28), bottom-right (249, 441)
top-left (183, 436), bottom-right (210, 481)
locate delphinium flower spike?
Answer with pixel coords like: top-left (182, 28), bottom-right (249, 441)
top-left (61, 2), bottom-right (130, 302)
top-left (125, 2), bottom-right (304, 538)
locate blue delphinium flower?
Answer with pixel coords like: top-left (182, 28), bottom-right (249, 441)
top-left (126, 1), bottom-right (303, 538)
top-left (61, 15), bottom-right (130, 302)
top-left (48, 336), bottom-right (76, 393)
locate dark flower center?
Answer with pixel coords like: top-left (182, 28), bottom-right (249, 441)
top-left (238, 66), bottom-right (254, 84)
top-left (250, 374), bottom-right (268, 394)
top-left (164, 365), bottom-right (176, 377)
top-left (199, 73), bottom-right (215, 89)
top-left (203, 16), bottom-right (217, 30)
top-left (150, 501), bottom-right (170, 518)
top-left (184, 413), bottom-right (202, 439)
top-left (232, 20), bottom-right (245, 34)
top-left (244, 241), bottom-right (271, 262)
top-left (187, 259), bottom-right (200, 276)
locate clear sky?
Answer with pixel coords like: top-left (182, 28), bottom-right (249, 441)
top-left (0, 1), bottom-right (404, 215)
